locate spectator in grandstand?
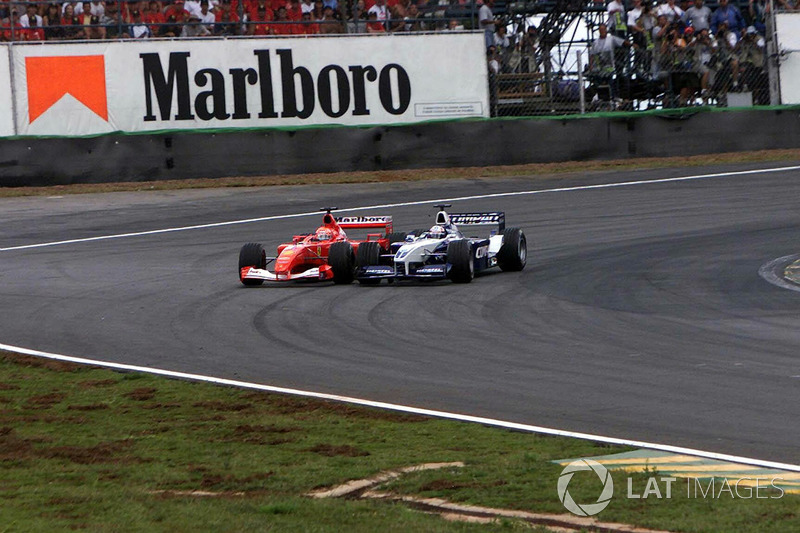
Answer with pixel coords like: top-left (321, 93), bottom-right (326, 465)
top-left (606, 0), bottom-right (626, 38)
top-left (22, 6), bottom-right (46, 40)
top-left (691, 27), bottom-right (714, 102)
top-left (478, 0), bottom-right (495, 49)
top-left (19, 4), bottom-right (43, 29)
top-left (298, 10), bottom-right (318, 32)
top-left (90, 0), bottom-right (104, 17)
top-left (247, 3), bottom-right (272, 35)
top-left (684, 0), bottom-right (711, 31)
top-left (320, 5), bottom-right (343, 33)
top-left (651, 14), bottom-right (671, 78)
top-left (44, 3), bottom-right (67, 39)
top-left (709, 19), bottom-right (739, 96)
top-left (130, 9), bottom-right (153, 36)
top-left (710, 0), bottom-right (744, 36)
top-left (301, 0), bottom-right (313, 14)
top-left (367, 0), bottom-right (387, 30)
top-left (401, 3), bottom-right (423, 31)
top-left (184, 0), bottom-right (203, 18)
top-left (143, 0), bottom-right (166, 35)
top-left (629, 0), bottom-right (655, 75)
top-left (346, 0), bottom-right (366, 33)
top-left (1, 10), bottom-right (24, 41)
top-left (271, 5), bottom-right (295, 34)
top-left (487, 44), bottom-right (500, 74)
top-left (747, 0), bottom-right (767, 35)
top-left (197, 0), bottom-right (215, 30)
top-left (493, 23), bottom-right (511, 63)
top-left (61, 3), bottom-right (84, 39)
top-left (519, 24), bottom-right (538, 73)
top-left (102, 2), bottom-right (130, 37)
top-left (286, 0), bottom-right (303, 21)
top-left (323, 0), bottom-right (337, 11)
top-left (79, 1), bottom-right (106, 38)
top-left (662, 24), bottom-right (700, 105)
top-left (214, 0), bottom-right (240, 34)
top-left (312, 0), bottom-right (324, 19)
top-left (387, 4), bottom-right (406, 31)
top-left (365, 9), bottom-right (384, 32)
top-left (589, 22), bottom-right (630, 74)
top-left (656, 0), bottom-right (684, 25)
top-left (738, 25), bottom-right (768, 103)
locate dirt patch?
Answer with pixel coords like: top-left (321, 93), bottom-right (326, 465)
top-left (67, 404), bottom-right (109, 411)
top-left (192, 401), bottom-right (253, 412)
top-left (0, 427), bottom-right (34, 460)
top-left (1, 352), bottom-right (83, 372)
top-left (233, 424), bottom-right (300, 435)
top-left (140, 402), bottom-right (181, 410)
top-left (419, 479), bottom-right (508, 492)
top-left (25, 392), bottom-right (66, 409)
top-left (0, 382), bottom-right (20, 391)
top-left (125, 387), bottom-right (157, 401)
top-left (40, 439), bottom-right (142, 465)
top-left (308, 443), bottom-right (370, 457)
top-left (251, 394), bottom-right (427, 423)
top-left (79, 379), bottom-right (117, 388)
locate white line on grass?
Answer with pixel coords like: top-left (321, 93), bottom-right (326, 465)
top-left (1, 340), bottom-right (799, 471)
top-left (2, 164), bottom-right (799, 252)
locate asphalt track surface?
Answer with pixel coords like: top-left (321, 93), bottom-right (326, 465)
top-left (2, 162), bottom-right (800, 465)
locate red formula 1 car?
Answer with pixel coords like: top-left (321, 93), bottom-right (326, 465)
top-left (238, 208), bottom-right (404, 285)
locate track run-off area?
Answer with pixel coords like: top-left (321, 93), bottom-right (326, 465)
top-left (2, 161), bottom-right (800, 469)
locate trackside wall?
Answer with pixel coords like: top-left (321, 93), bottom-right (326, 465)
top-left (0, 108), bottom-right (798, 186)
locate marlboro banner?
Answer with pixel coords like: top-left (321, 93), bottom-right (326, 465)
top-left (10, 34), bottom-right (489, 136)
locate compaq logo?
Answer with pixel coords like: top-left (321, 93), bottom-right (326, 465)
top-left (26, 55), bottom-right (108, 123)
top-left (140, 50), bottom-right (412, 122)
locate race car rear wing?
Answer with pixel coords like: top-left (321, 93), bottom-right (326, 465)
top-left (335, 216), bottom-right (393, 233)
top-left (449, 212), bottom-right (505, 232)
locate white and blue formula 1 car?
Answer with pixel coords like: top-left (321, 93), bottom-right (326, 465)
top-left (354, 204), bottom-right (527, 284)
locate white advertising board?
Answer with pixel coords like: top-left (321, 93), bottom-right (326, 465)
top-left (0, 47), bottom-right (15, 136)
top-left (776, 13), bottom-right (800, 104)
top-left (10, 34), bottom-right (488, 136)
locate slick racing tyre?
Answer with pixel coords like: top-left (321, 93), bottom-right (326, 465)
top-left (328, 242), bottom-right (355, 284)
top-left (356, 241), bottom-right (382, 285)
top-left (497, 227), bottom-right (527, 272)
top-left (239, 242), bottom-right (266, 286)
top-left (447, 239), bottom-right (474, 283)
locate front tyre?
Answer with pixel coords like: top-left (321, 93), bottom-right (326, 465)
top-left (239, 242), bottom-right (266, 286)
top-left (497, 227), bottom-right (527, 272)
top-left (446, 239), bottom-right (474, 283)
top-left (328, 242), bottom-right (355, 284)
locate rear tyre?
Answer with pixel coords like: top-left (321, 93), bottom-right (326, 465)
top-left (356, 241), bottom-right (382, 285)
top-left (446, 239), bottom-right (474, 283)
top-left (497, 228), bottom-right (527, 272)
top-left (328, 242), bottom-right (355, 284)
top-left (239, 242), bottom-right (266, 286)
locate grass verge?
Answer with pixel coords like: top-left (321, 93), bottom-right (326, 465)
top-left (0, 350), bottom-right (797, 532)
top-left (1, 148), bottom-right (799, 198)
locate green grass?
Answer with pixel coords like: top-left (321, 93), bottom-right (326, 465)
top-left (1, 351), bottom-right (798, 532)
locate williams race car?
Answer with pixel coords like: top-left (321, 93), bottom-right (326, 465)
top-left (354, 204), bottom-right (527, 284)
top-left (239, 208), bottom-right (405, 285)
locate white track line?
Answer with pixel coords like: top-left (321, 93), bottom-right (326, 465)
top-left (2, 164), bottom-right (799, 253)
top-left (3, 164), bottom-right (800, 471)
top-left (1, 340), bottom-right (799, 471)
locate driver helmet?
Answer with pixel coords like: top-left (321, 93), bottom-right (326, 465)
top-left (428, 225), bottom-right (446, 239)
top-left (316, 229), bottom-right (333, 241)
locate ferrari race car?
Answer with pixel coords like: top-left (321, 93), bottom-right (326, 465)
top-left (238, 208), bottom-right (406, 285)
top-left (354, 204), bottom-right (527, 284)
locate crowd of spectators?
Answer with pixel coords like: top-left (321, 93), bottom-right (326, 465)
top-left (586, 0), bottom-right (775, 106)
top-left (0, 0), bottom-right (483, 40)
